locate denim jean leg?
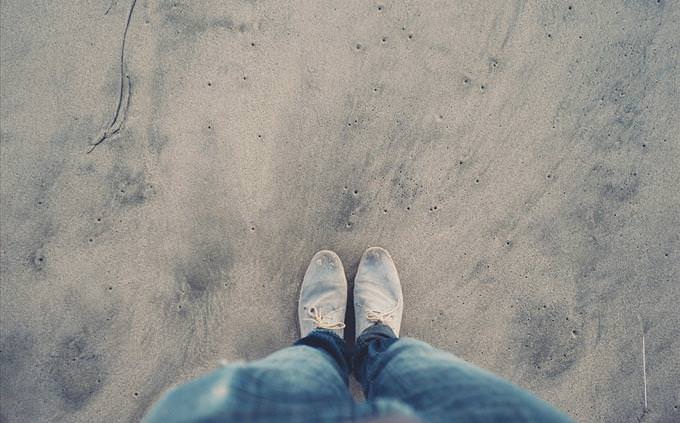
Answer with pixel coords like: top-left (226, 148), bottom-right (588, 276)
top-left (143, 330), bottom-right (355, 423)
top-left (358, 337), bottom-right (574, 423)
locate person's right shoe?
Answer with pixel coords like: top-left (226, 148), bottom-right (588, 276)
top-left (354, 247), bottom-right (403, 340)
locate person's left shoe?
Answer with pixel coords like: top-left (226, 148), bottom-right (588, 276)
top-left (298, 250), bottom-right (347, 338)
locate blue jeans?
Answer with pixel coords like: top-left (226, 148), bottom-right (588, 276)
top-left (143, 325), bottom-right (572, 422)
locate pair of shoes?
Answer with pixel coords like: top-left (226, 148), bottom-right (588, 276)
top-left (298, 247), bottom-right (403, 340)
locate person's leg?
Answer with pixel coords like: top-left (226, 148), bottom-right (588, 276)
top-left (143, 329), bottom-right (354, 423)
top-left (354, 326), bottom-right (573, 423)
top-left (144, 250), bottom-right (355, 423)
top-left (352, 247), bottom-right (572, 423)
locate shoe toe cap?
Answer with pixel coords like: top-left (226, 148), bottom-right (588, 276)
top-left (311, 250), bottom-right (342, 268)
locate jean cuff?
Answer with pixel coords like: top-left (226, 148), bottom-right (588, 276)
top-left (295, 329), bottom-right (351, 383)
top-left (353, 323), bottom-right (398, 388)
top-left (356, 323), bottom-right (397, 347)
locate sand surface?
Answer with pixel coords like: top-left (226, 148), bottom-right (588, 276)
top-left (1, 1), bottom-right (679, 422)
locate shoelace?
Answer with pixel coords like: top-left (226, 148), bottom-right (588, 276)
top-left (305, 306), bottom-right (346, 330)
top-left (365, 296), bottom-right (402, 324)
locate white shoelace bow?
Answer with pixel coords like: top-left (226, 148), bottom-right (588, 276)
top-left (305, 306), bottom-right (346, 330)
top-left (365, 297), bottom-right (402, 324)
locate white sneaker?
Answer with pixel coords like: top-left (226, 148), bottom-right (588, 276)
top-left (354, 247), bottom-right (403, 339)
top-left (298, 250), bottom-right (347, 338)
